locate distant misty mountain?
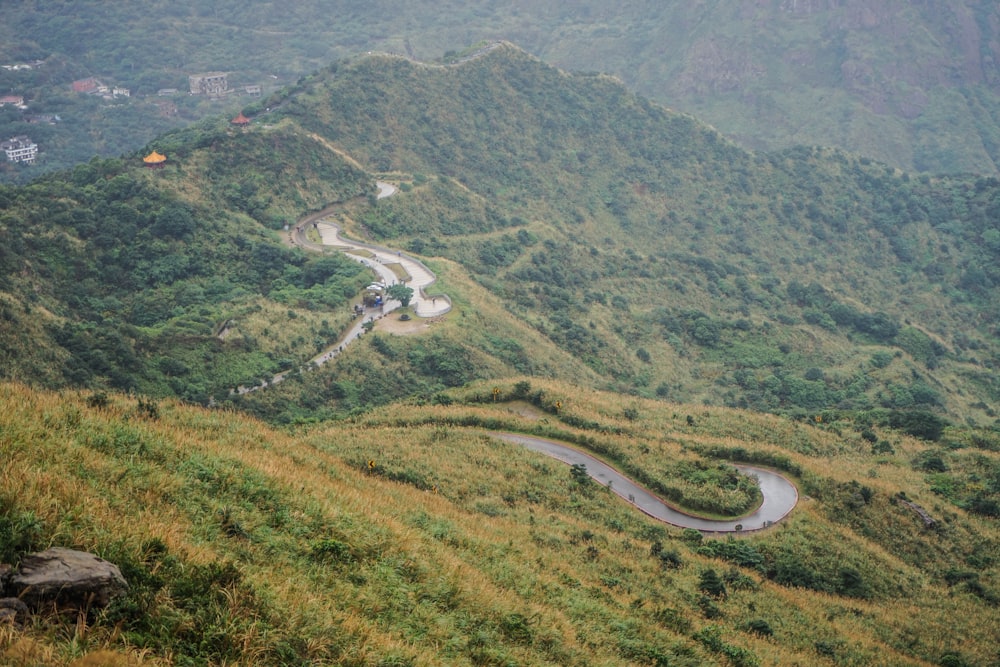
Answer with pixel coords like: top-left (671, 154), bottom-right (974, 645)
top-left (1, 1), bottom-right (999, 176)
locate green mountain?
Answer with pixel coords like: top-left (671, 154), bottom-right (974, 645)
top-left (1, 2), bottom-right (999, 178)
top-left (2, 44), bottom-right (999, 429)
top-left (1, 43), bottom-right (999, 667)
top-left (272, 44), bottom-right (1000, 424)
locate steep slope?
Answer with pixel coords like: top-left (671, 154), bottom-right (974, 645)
top-left (0, 120), bottom-right (376, 402)
top-left (3, 44), bottom-right (1000, 424)
top-left (268, 44), bottom-right (1000, 424)
top-left (1, 1), bottom-right (999, 177)
top-left (1, 380), bottom-right (997, 665)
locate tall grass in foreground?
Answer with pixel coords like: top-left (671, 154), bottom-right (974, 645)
top-left (0, 380), bottom-right (996, 666)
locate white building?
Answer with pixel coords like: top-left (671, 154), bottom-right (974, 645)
top-left (189, 72), bottom-right (229, 97)
top-left (2, 136), bottom-right (38, 164)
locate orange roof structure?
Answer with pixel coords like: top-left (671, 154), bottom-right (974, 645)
top-left (143, 150), bottom-right (167, 166)
top-left (231, 112), bottom-right (251, 126)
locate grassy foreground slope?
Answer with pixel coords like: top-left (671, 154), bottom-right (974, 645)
top-left (2, 380), bottom-right (998, 666)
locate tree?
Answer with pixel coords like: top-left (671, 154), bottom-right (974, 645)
top-left (699, 569), bottom-right (727, 598)
top-left (386, 283), bottom-right (414, 308)
top-left (889, 410), bottom-right (947, 441)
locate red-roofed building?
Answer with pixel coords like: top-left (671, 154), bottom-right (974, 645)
top-left (230, 112), bottom-right (251, 127)
top-left (0, 95), bottom-right (24, 107)
top-left (72, 78), bottom-right (99, 93)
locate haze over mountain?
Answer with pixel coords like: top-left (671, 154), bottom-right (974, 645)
top-left (1, 17), bottom-right (999, 667)
top-left (1, 1), bottom-right (999, 178)
top-left (2, 43), bottom-right (999, 425)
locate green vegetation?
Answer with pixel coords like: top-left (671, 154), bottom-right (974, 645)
top-left (385, 283), bottom-right (414, 308)
top-left (0, 121), bottom-right (372, 401)
top-left (1, 381), bottom-right (997, 665)
top-left (2, 3), bottom-right (1000, 180)
top-left (270, 45), bottom-right (999, 424)
top-left (2, 45), bottom-right (1000, 428)
top-left (0, 42), bottom-right (999, 666)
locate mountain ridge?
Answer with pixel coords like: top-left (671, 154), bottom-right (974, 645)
top-left (0, 39), bottom-right (999, 667)
top-left (2, 43), bottom-right (999, 425)
top-left (2, 2), bottom-right (999, 178)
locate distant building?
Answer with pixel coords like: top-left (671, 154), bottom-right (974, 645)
top-left (189, 72), bottom-right (229, 97)
top-left (154, 100), bottom-right (178, 117)
top-left (142, 150), bottom-right (167, 168)
top-left (157, 88), bottom-right (178, 97)
top-left (230, 112), bottom-right (251, 128)
top-left (112, 87), bottom-right (130, 97)
top-left (72, 77), bottom-right (100, 94)
top-left (25, 114), bottom-right (60, 124)
top-left (1, 61), bottom-right (41, 71)
top-left (243, 84), bottom-right (262, 97)
top-left (2, 136), bottom-right (38, 164)
top-left (0, 95), bottom-right (24, 107)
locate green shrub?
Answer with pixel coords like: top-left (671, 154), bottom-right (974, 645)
top-left (889, 410), bottom-right (947, 441)
top-left (916, 451), bottom-right (949, 472)
top-left (681, 528), bottom-right (703, 545)
top-left (570, 463), bottom-right (590, 486)
top-left (0, 504), bottom-right (43, 564)
top-left (312, 538), bottom-right (354, 564)
top-left (86, 391), bottom-right (110, 409)
top-left (873, 440), bottom-right (894, 454)
top-left (658, 549), bottom-right (683, 569)
top-left (697, 594), bottom-right (722, 619)
top-left (699, 568), bottom-right (727, 598)
top-left (870, 351), bottom-right (895, 368)
top-left (698, 537), bottom-right (765, 570)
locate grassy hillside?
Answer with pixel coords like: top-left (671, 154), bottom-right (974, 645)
top-left (3, 44), bottom-right (1000, 427)
top-left (1, 2), bottom-right (999, 178)
top-left (265, 45), bottom-right (1000, 424)
top-left (0, 118), bottom-right (375, 401)
top-left (1, 380), bottom-right (998, 665)
top-left (2, 20), bottom-right (999, 667)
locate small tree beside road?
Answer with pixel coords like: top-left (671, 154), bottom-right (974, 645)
top-left (386, 284), bottom-right (414, 307)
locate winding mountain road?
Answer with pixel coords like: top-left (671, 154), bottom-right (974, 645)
top-left (236, 183), bottom-right (449, 394)
top-left (492, 433), bottom-right (798, 533)
top-left (253, 181), bottom-right (799, 532)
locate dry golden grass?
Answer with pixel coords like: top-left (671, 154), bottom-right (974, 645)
top-left (1, 380), bottom-right (997, 666)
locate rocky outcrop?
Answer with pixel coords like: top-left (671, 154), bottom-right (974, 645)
top-left (895, 495), bottom-right (938, 529)
top-left (0, 598), bottom-right (29, 625)
top-left (674, 38), bottom-right (765, 95)
top-left (7, 547), bottom-right (128, 609)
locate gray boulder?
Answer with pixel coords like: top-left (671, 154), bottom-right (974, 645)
top-left (0, 598), bottom-right (28, 626)
top-left (10, 547), bottom-right (128, 608)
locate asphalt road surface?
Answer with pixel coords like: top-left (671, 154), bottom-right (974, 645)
top-left (492, 432), bottom-right (798, 533)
